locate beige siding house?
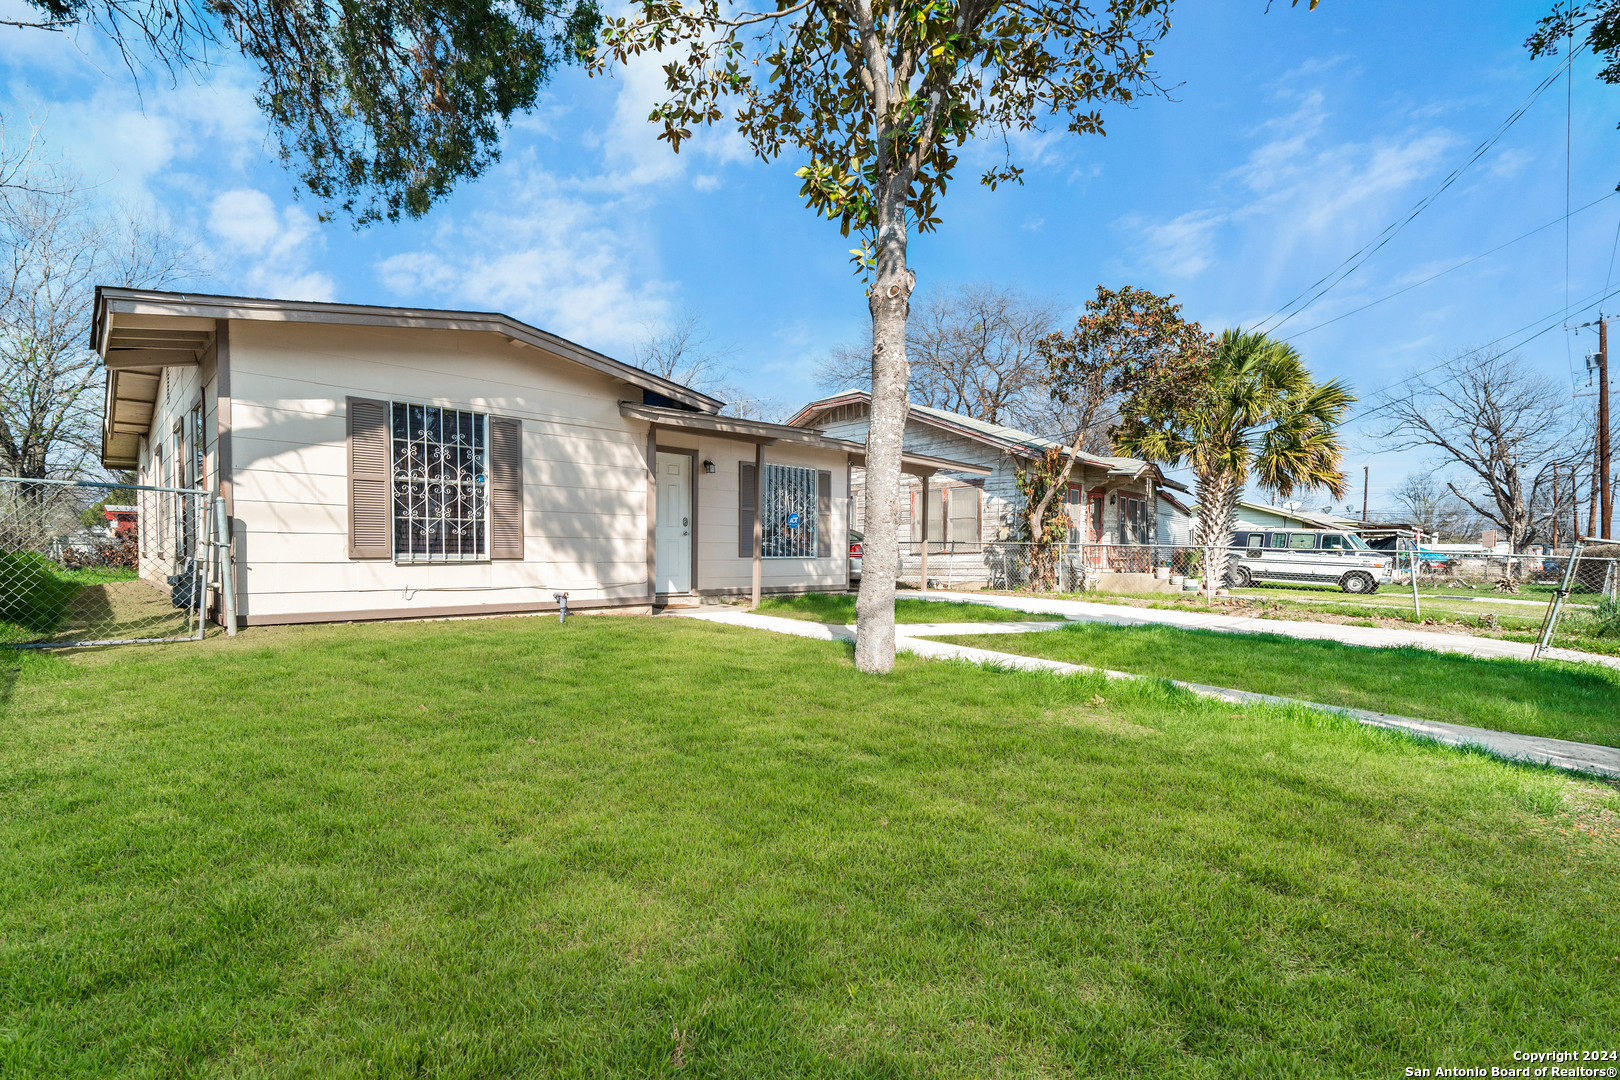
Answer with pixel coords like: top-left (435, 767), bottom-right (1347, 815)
top-left (788, 391), bottom-right (1190, 549)
top-left (96, 289), bottom-right (980, 626)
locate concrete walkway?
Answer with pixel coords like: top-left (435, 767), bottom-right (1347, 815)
top-left (670, 607), bottom-right (1620, 781)
top-left (904, 590), bottom-right (1620, 671)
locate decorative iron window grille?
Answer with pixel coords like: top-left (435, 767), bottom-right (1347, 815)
top-left (391, 403), bottom-right (488, 561)
top-left (763, 463), bottom-right (817, 558)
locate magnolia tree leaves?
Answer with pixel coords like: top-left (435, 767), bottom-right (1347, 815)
top-left (594, 0), bottom-right (1174, 248)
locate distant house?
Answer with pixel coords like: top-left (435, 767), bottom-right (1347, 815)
top-left (95, 289), bottom-right (982, 625)
top-left (1226, 501), bottom-right (1345, 531)
top-left (786, 391), bottom-right (1192, 549)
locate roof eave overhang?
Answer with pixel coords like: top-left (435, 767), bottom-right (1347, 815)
top-left (624, 402), bottom-right (989, 477)
top-left (93, 287), bottom-right (725, 415)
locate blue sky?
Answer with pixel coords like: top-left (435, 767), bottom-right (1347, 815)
top-left (1, 0), bottom-right (1613, 515)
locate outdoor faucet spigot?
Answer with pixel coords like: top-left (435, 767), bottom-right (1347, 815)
top-left (554, 592), bottom-right (569, 623)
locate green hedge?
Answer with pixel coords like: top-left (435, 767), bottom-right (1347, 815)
top-left (0, 551), bottom-right (80, 634)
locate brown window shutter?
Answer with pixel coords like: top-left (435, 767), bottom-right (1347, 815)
top-left (346, 396), bottom-right (392, 559)
top-left (489, 416), bottom-right (524, 560)
top-left (738, 461), bottom-right (756, 558)
top-left (816, 469), bottom-right (832, 557)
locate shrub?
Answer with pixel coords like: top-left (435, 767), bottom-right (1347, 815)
top-left (0, 551), bottom-right (79, 633)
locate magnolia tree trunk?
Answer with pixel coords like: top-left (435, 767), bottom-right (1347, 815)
top-left (1192, 469), bottom-right (1240, 590)
top-left (854, 183), bottom-right (913, 674)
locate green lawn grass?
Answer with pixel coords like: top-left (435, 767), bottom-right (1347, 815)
top-left (930, 621), bottom-right (1620, 747)
top-left (1, 616), bottom-right (1617, 1077)
top-left (757, 592), bottom-right (1063, 624)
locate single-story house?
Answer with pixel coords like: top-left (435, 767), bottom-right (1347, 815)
top-left (786, 391), bottom-right (1193, 580)
top-left (95, 288), bottom-right (982, 626)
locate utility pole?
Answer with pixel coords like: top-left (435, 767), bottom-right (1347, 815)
top-left (1591, 439), bottom-right (1600, 539)
top-left (1362, 466), bottom-right (1369, 523)
top-left (1601, 318), bottom-right (1612, 538)
top-left (1552, 463), bottom-right (1560, 549)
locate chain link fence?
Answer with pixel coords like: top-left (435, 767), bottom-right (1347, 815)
top-left (897, 542), bottom-right (1205, 593)
top-left (0, 477), bottom-right (225, 647)
top-left (889, 539), bottom-right (1619, 656)
top-left (893, 541), bottom-right (1620, 598)
top-left (1401, 548), bottom-right (1619, 595)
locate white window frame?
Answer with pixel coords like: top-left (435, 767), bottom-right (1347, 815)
top-left (762, 463), bottom-right (817, 558)
top-left (390, 400), bottom-right (491, 564)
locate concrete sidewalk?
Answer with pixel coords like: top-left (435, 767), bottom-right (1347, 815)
top-left (905, 590), bottom-right (1620, 671)
top-left (671, 606), bottom-right (1620, 781)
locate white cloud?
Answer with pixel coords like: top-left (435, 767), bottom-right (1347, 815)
top-left (374, 164), bottom-right (672, 349)
top-left (372, 57), bottom-right (759, 350)
top-left (207, 188), bottom-right (333, 300)
top-left (1120, 208), bottom-right (1227, 277)
top-left (1118, 79), bottom-right (1456, 286)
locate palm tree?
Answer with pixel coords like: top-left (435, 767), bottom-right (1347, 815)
top-left (1117, 328), bottom-right (1355, 591)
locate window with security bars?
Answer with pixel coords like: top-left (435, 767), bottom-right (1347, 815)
top-left (391, 402), bottom-right (488, 561)
top-left (763, 464), bottom-right (817, 558)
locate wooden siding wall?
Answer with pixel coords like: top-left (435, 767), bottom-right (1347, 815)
top-left (225, 320), bottom-right (651, 620)
top-left (813, 405), bottom-right (1132, 543)
top-left (648, 431), bottom-right (850, 594)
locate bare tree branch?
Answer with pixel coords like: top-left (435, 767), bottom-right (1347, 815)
top-left (1367, 348), bottom-right (1579, 553)
top-left (0, 156), bottom-right (207, 479)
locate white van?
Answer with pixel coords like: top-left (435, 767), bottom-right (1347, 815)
top-left (1225, 529), bottom-right (1395, 594)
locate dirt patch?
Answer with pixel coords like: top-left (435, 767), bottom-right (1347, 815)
top-left (1044, 707), bottom-right (1157, 738)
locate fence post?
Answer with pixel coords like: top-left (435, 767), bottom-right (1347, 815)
top-left (215, 496), bottom-right (237, 637)
top-left (1406, 537), bottom-right (1421, 620)
top-left (1531, 540), bottom-right (1581, 660)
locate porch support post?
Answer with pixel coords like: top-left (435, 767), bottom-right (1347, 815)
top-left (919, 476), bottom-right (930, 591)
top-left (752, 442), bottom-right (764, 607)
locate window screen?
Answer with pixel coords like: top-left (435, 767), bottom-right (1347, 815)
top-left (949, 487), bottom-right (979, 545)
top-left (915, 484), bottom-right (944, 544)
top-left (763, 464), bottom-right (817, 557)
top-left (391, 402), bottom-right (488, 561)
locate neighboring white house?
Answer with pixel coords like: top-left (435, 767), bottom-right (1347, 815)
top-left (786, 391), bottom-right (1192, 547)
top-left (96, 288), bottom-right (981, 626)
top-left (1223, 500), bottom-right (1346, 531)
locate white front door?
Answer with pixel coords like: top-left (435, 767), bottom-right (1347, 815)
top-left (655, 452), bottom-right (692, 594)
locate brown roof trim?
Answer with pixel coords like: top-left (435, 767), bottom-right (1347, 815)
top-left (621, 401), bottom-right (990, 476)
top-left (92, 286), bottom-right (725, 414)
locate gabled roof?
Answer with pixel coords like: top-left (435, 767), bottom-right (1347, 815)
top-left (92, 287), bottom-right (734, 468)
top-left (787, 390), bottom-right (1190, 492)
top-left (94, 287), bottom-right (725, 410)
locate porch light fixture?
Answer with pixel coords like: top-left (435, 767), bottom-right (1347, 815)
top-left (702, 459), bottom-right (715, 473)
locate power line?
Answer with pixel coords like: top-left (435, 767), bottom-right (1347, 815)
top-left (1254, 43), bottom-right (1587, 337)
top-left (1283, 191), bottom-right (1617, 341)
top-left (1358, 278), bottom-right (1620, 418)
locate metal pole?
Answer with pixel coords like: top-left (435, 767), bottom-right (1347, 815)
top-left (1531, 540), bottom-right (1582, 660)
top-left (1407, 536), bottom-right (1421, 620)
top-left (215, 496), bottom-right (237, 637)
top-left (1601, 318), bottom-right (1611, 538)
top-left (918, 476), bottom-right (930, 592)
